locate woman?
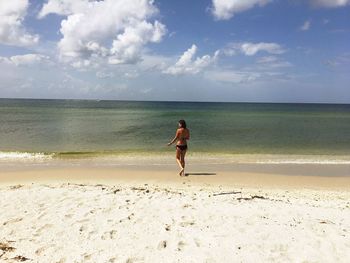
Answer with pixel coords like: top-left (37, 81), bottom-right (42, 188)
top-left (167, 119), bottom-right (190, 176)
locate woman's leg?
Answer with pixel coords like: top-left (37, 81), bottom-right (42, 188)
top-left (176, 148), bottom-right (184, 175)
top-left (180, 150), bottom-right (187, 176)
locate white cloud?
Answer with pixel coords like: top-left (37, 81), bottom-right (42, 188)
top-left (39, 0), bottom-right (166, 66)
top-left (210, 0), bottom-right (350, 19)
top-left (206, 70), bottom-right (261, 83)
top-left (71, 59), bottom-right (92, 69)
top-left (138, 53), bottom-right (171, 72)
top-left (10, 54), bottom-right (50, 66)
top-left (220, 42), bottom-right (285, 57)
top-left (38, 0), bottom-right (90, 18)
top-left (96, 71), bottom-right (114, 79)
top-left (211, 0), bottom-right (272, 20)
top-left (163, 44), bottom-right (217, 75)
top-left (205, 66), bottom-right (292, 85)
top-left (256, 56), bottom-right (292, 68)
top-left (0, 54), bottom-right (50, 66)
top-left (310, 0), bottom-right (350, 8)
top-left (300, 20), bottom-right (311, 31)
top-left (109, 20), bottom-right (166, 65)
top-left (238, 42), bottom-right (285, 56)
top-left (0, 57), bottom-right (11, 64)
top-left (323, 53), bottom-right (350, 67)
top-left (0, 0), bottom-right (39, 46)
top-left (219, 47), bottom-right (236, 57)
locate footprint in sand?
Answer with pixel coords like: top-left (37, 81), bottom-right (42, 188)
top-left (157, 240), bottom-right (167, 250)
top-left (179, 221), bottom-right (195, 227)
top-left (177, 241), bottom-right (186, 251)
top-left (79, 225), bottom-right (87, 232)
top-left (126, 257), bottom-right (143, 263)
top-left (35, 244), bottom-right (54, 256)
top-left (101, 230), bottom-right (117, 240)
top-left (64, 214), bottom-right (73, 219)
top-left (83, 253), bottom-right (93, 260)
top-left (102, 207), bottom-right (112, 213)
top-left (193, 238), bottom-right (201, 247)
top-left (87, 230), bottom-right (97, 239)
top-left (127, 213), bottom-right (135, 220)
top-left (165, 224), bottom-right (171, 231)
top-left (77, 202), bottom-right (85, 208)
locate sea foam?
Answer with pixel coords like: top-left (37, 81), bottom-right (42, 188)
top-left (0, 151), bottom-right (54, 161)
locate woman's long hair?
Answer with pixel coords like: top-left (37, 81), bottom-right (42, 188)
top-left (178, 119), bottom-right (187, 129)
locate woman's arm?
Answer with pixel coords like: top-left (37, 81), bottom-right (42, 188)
top-left (167, 130), bottom-right (179, 146)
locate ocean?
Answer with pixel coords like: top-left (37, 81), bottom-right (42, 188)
top-left (1, 98), bottom-right (350, 164)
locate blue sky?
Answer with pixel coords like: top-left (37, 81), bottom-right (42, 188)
top-left (0, 0), bottom-right (349, 103)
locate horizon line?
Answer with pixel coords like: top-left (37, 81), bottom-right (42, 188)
top-left (0, 97), bottom-right (350, 106)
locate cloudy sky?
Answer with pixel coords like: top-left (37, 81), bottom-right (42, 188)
top-left (0, 0), bottom-right (349, 103)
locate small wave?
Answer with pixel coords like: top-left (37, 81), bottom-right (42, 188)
top-left (1, 151), bottom-right (349, 165)
top-left (0, 151), bottom-right (54, 161)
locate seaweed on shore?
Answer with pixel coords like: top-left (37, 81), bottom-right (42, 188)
top-left (0, 241), bottom-right (31, 261)
top-left (0, 242), bottom-right (16, 253)
top-left (213, 191), bottom-right (242, 196)
top-left (12, 255), bottom-right (30, 262)
top-left (237, 195), bottom-right (268, 201)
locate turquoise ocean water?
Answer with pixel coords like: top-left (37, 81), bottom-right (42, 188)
top-left (1, 98), bottom-right (350, 163)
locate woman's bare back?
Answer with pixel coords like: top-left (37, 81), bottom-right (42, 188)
top-left (176, 128), bottom-right (190, 145)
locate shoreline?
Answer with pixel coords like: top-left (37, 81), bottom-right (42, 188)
top-left (1, 161), bottom-right (350, 190)
top-left (2, 151), bottom-right (350, 163)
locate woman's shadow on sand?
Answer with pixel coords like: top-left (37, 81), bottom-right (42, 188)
top-left (184, 172), bottom-right (216, 176)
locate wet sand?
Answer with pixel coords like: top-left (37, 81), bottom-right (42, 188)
top-left (1, 162), bottom-right (350, 190)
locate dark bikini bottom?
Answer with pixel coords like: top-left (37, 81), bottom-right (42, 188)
top-left (176, 145), bottom-right (188, 151)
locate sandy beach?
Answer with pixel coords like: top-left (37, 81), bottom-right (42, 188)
top-left (1, 0), bottom-right (350, 261)
top-left (1, 162), bottom-right (350, 262)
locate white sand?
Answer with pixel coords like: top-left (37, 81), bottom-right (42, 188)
top-left (1, 181), bottom-right (349, 263)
